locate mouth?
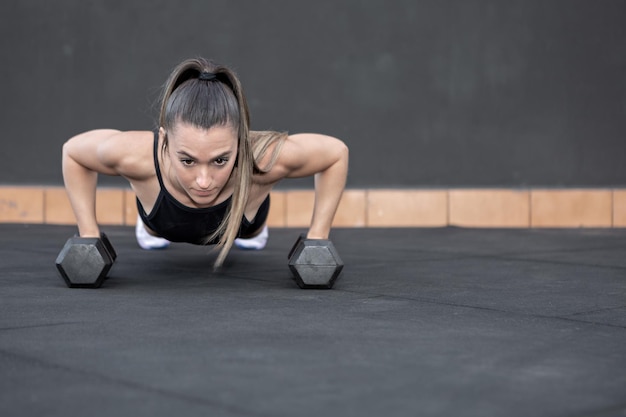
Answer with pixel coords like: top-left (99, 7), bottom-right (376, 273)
top-left (192, 189), bottom-right (215, 197)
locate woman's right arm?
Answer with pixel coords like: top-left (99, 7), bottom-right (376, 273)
top-left (62, 129), bottom-right (128, 237)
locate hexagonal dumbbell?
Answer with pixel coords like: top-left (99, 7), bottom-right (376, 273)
top-left (287, 233), bottom-right (344, 289)
top-left (55, 233), bottom-right (116, 288)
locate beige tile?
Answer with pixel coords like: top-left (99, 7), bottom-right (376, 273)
top-left (7, 186), bottom-right (624, 230)
top-left (284, 190), bottom-right (367, 228)
top-left (285, 191), bottom-right (315, 227)
top-left (449, 189), bottom-right (530, 228)
top-left (334, 190), bottom-right (367, 227)
top-left (0, 187), bottom-right (44, 223)
top-left (367, 190), bottom-right (448, 227)
top-left (96, 189), bottom-right (125, 225)
top-left (267, 191), bottom-right (286, 227)
top-left (124, 189), bottom-right (138, 226)
top-left (44, 187), bottom-right (75, 224)
top-left (531, 189), bottom-right (612, 227)
top-left (613, 189), bottom-right (626, 227)
top-left (46, 187), bottom-right (126, 226)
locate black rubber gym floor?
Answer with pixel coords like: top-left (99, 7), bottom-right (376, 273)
top-left (1, 224), bottom-right (625, 417)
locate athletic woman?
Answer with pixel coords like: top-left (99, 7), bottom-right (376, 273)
top-left (62, 57), bottom-right (348, 267)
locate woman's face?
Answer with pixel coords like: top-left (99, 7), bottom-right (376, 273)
top-left (163, 123), bottom-right (238, 207)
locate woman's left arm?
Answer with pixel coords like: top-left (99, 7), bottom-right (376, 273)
top-left (272, 133), bottom-right (349, 239)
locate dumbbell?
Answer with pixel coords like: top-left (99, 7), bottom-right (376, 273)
top-left (287, 233), bottom-right (344, 289)
top-left (55, 233), bottom-right (116, 288)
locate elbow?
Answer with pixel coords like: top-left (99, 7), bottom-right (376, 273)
top-left (61, 139), bottom-right (78, 178)
top-left (62, 133), bottom-right (81, 157)
top-left (61, 138), bottom-right (73, 163)
top-left (324, 138), bottom-right (349, 179)
top-left (337, 140), bottom-right (349, 169)
top-left (334, 137), bottom-right (349, 164)
top-left (61, 134), bottom-right (85, 171)
top-left (339, 139), bottom-right (349, 155)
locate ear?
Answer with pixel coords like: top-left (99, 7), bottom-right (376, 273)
top-left (158, 127), bottom-right (167, 139)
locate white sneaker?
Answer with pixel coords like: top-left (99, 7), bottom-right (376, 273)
top-left (234, 225), bottom-right (268, 250)
top-left (135, 216), bottom-right (170, 250)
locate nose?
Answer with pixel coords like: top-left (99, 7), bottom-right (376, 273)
top-left (195, 168), bottom-right (212, 189)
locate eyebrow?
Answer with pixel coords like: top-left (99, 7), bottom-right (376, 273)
top-left (176, 150), bottom-right (233, 160)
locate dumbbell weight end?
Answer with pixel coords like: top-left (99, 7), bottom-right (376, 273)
top-left (56, 236), bottom-right (114, 288)
top-left (288, 236), bottom-right (344, 289)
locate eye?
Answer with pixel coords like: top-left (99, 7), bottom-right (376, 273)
top-left (214, 157), bottom-right (229, 166)
top-left (180, 158), bottom-right (195, 166)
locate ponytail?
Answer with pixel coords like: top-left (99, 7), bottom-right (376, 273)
top-left (158, 57), bottom-right (253, 268)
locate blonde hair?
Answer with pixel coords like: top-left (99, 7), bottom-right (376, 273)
top-left (158, 58), bottom-right (285, 268)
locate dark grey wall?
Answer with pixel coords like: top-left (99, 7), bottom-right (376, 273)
top-left (1, 0), bottom-right (625, 188)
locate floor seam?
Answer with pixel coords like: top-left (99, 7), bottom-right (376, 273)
top-left (0, 321), bottom-right (82, 332)
top-left (0, 347), bottom-right (273, 417)
top-left (337, 289), bottom-right (626, 330)
top-left (567, 305), bottom-right (626, 317)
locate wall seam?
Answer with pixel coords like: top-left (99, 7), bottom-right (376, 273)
top-left (528, 188), bottom-right (532, 229)
top-left (42, 187), bottom-right (47, 224)
top-left (364, 189), bottom-right (369, 227)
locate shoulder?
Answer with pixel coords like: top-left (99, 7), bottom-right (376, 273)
top-left (97, 130), bottom-right (156, 180)
top-left (275, 133), bottom-right (348, 175)
top-left (251, 132), bottom-right (348, 184)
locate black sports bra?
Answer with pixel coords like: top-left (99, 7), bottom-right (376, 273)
top-left (136, 131), bottom-right (269, 244)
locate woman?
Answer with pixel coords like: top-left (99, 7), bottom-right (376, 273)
top-left (62, 57), bottom-right (348, 267)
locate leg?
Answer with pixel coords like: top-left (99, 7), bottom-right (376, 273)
top-left (135, 215), bottom-right (170, 250)
top-left (235, 192), bottom-right (271, 250)
top-left (234, 224), bottom-right (269, 250)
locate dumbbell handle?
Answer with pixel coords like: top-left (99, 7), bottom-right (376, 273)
top-left (73, 233), bottom-right (117, 262)
top-left (288, 234), bottom-right (339, 261)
